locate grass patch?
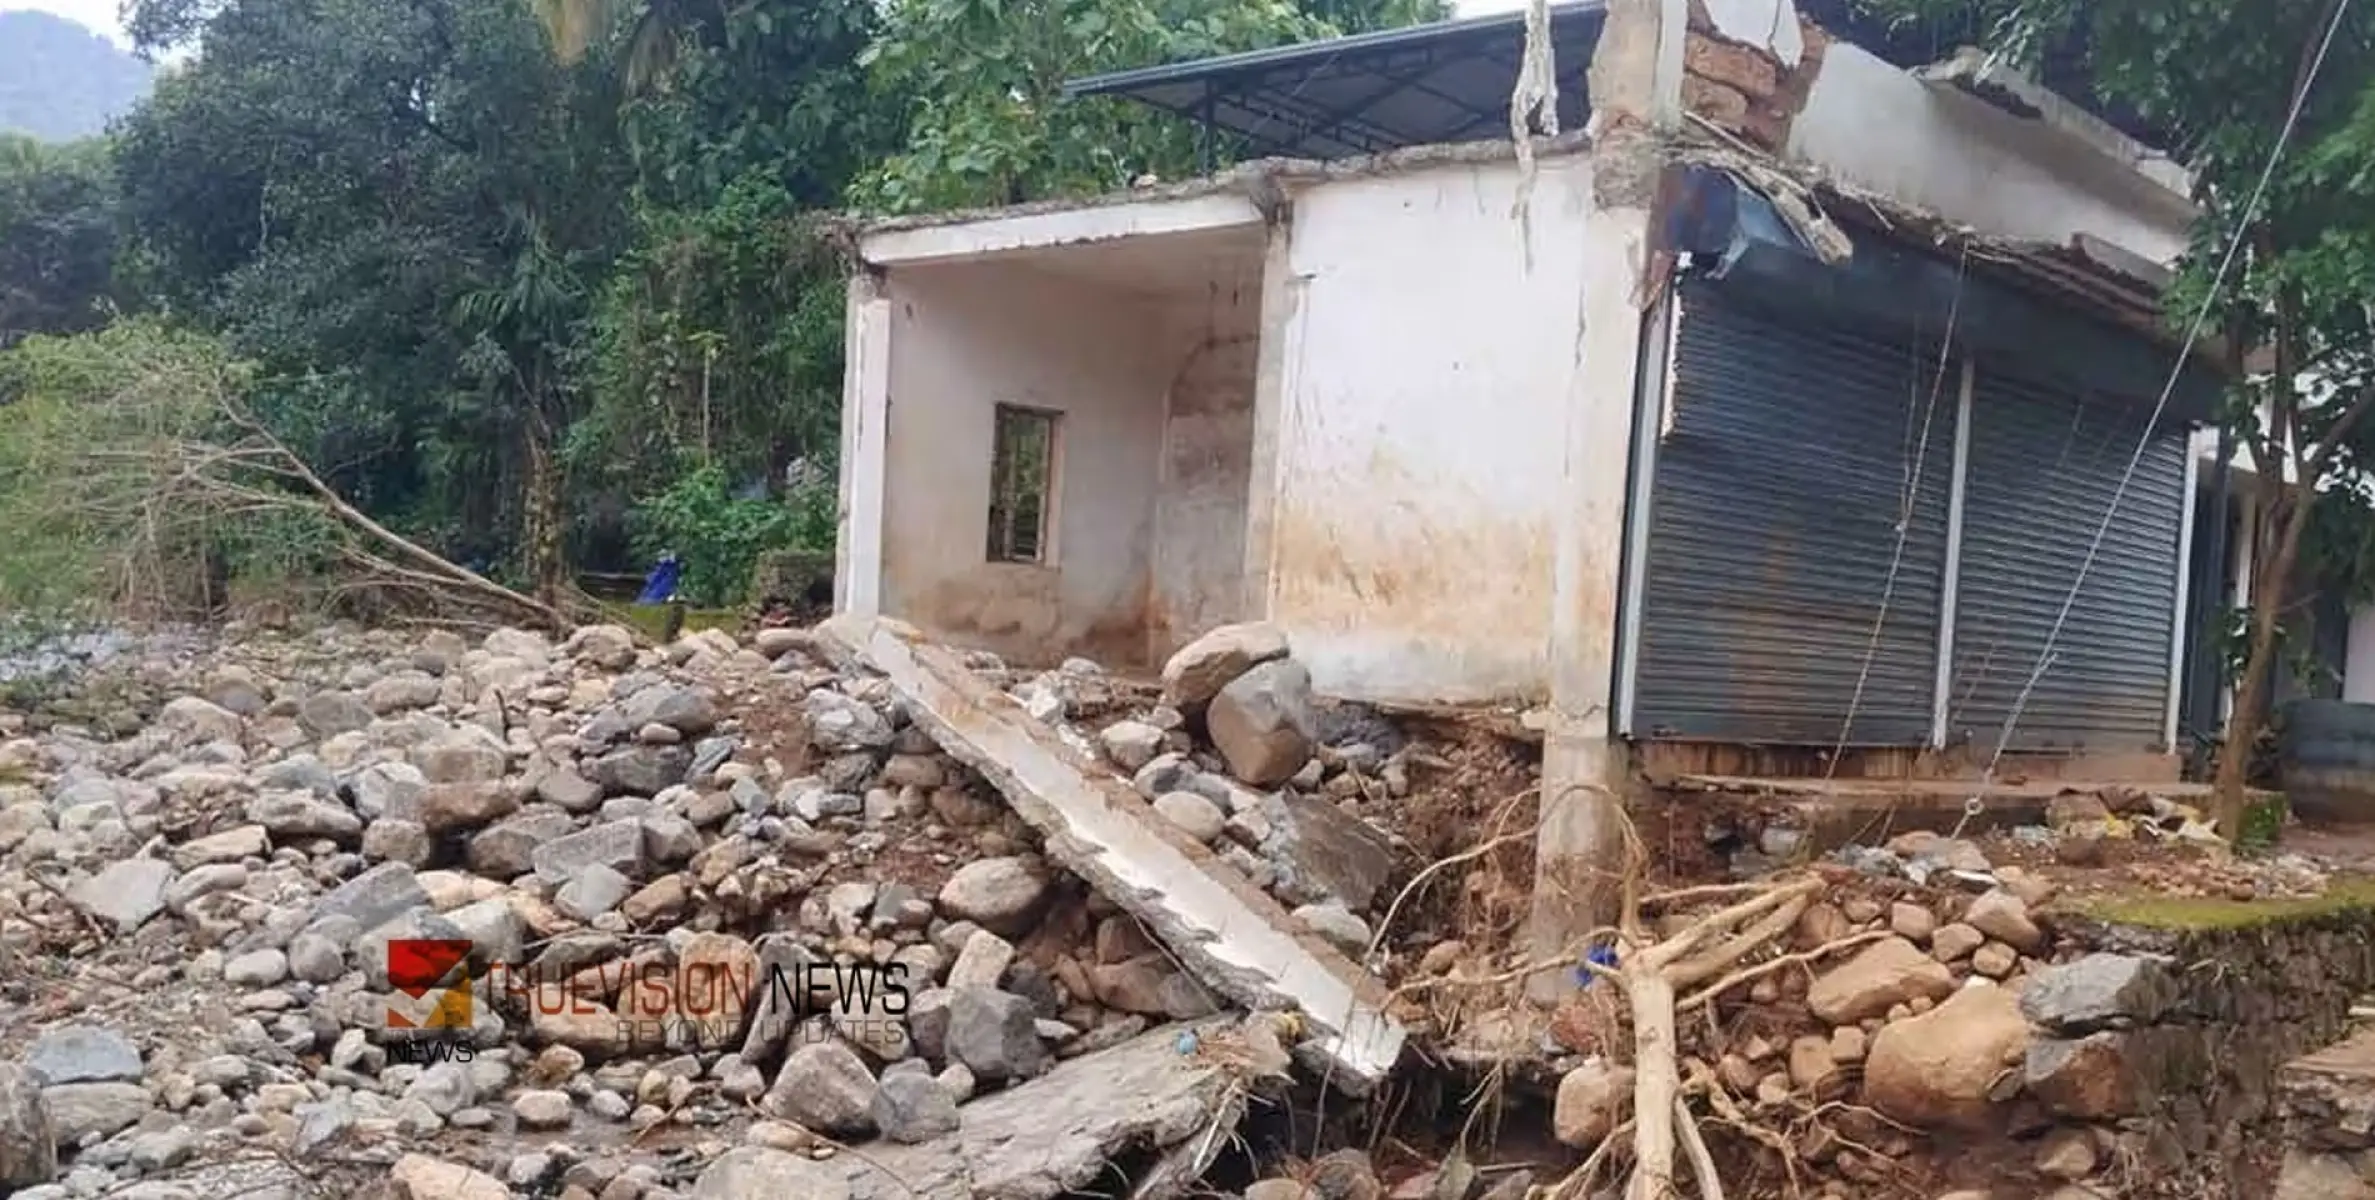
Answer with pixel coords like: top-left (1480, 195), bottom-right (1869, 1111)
top-left (607, 603), bottom-right (743, 644)
top-left (2074, 877), bottom-right (2375, 931)
top-left (2237, 794), bottom-right (2289, 852)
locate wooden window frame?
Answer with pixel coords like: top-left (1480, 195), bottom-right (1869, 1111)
top-left (987, 404), bottom-right (1061, 565)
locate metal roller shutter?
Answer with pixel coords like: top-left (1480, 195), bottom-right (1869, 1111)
top-left (1946, 368), bottom-right (2185, 753)
top-left (1633, 280), bottom-right (1958, 744)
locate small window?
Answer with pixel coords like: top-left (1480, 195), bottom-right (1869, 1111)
top-left (987, 405), bottom-right (1059, 564)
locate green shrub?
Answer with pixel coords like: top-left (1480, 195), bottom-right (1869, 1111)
top-left (629, 465), bottom-right (830, 607)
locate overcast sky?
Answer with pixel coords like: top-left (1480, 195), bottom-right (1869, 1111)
top-left (9, 0), bottom-right (1535, 47)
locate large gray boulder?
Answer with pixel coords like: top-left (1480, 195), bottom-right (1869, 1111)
top-left (25, 1027), bottom-right (141, 1086)
top-left (935, 857), bottom-right (1047, 936)
top-left (1159, 622), bottom-right (1288, 710)
top-left (67, 859), bottom-right (174, 931)
top-left (763, 1043), bottom-right (878, 1137)
top-left (1205, 660), bottom-right (1318, 787)
top-left (692, 1148), bottom-right (852, 1200)
top-left (945, 988), bottom-right (1050, 1083)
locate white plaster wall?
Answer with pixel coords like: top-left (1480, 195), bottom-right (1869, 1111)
top-left (2345, 608), bottom-right (2375, 705)
top-left (1260, 155), bottom-right (1621, 704)
top-left (1149, 286), bottom-right (1260, 660)
top-left (1789, 40), bottom-right (2193, 267)
top-left (875, 263), bottom-right (1172, 666)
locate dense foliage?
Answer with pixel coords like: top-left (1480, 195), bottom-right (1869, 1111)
top-left (0, 136), bottom-right (123, 348)
top-left (1866, 0), bottom-right (2375, 827)
top-left (0, 0), bottom-right (1435, 622)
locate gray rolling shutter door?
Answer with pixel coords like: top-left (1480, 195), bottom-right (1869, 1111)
top-left (1633, 281), bottom-right (1957, 744)
top-left (1946, 369), bottom-right (2185, 752)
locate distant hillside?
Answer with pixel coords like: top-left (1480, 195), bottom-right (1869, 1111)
top-left (0, 10), bottom-right (154, 141)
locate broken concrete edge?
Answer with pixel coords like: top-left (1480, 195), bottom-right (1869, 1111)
top-left (814, 615), bottom-right (1409, 1094)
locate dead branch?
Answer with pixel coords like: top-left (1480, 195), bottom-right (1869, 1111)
top-left (1665, 891), bottom-right (1812, 992)
top-left (1581, 864), bottom-right (1828, 1199)
top-left (1673, 1095), bottom-right (1726, 1200)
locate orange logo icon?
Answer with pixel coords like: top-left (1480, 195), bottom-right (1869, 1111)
top-left (387, 939), bottom-right (473, 1030)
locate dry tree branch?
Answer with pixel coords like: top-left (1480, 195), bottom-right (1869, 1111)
top-left (1578, 852), bottom-right (1828, 1199)
top-left (1673, 1095), bottom-right (1726, 1200)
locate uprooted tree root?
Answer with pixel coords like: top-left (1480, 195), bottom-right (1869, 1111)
top-left (1530, 818), bottom-right (1888, 1200)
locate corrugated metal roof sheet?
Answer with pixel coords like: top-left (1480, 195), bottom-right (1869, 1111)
top-left (1063, 3), bottom-right (1606, 160)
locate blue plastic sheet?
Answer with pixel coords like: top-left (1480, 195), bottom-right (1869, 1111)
top-left (635, 553), bottom-right (682, 605)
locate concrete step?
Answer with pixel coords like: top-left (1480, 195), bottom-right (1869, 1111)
top-left (1661, 773), bottom-right (2280, 850)
top-left (2276, 1028), bottom-right (2375, 1198)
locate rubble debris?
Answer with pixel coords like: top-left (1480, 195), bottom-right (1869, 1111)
top-left (692, 1016), bottom-right (1253, 1200)
top-left (18, 602), bottom-right (2375, 1200)
top-left (817, 615), bottom-right (1407, 1092)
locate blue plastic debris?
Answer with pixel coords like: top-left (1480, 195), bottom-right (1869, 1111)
top-left (635, 552), bottom-right (683, 605)
top-left (1574, 941), bottom-right (1620, 988)
top-left (1173, 1031), bottom-right (1200, 1055)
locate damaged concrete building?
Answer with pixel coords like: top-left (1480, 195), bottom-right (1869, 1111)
top-left (830, 0), bottom-right (2225, 965)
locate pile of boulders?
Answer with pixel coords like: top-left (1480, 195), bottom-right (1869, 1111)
top-left (994, 621), bottom-right (1411, 966)
top-left (0, 618), bottom-right (1352, 1200)
top-left (1527, 840), bottom-right (2213, 1199)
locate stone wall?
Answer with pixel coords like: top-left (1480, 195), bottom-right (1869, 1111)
top-left (2031, 908), bottom-right (2375, 1198)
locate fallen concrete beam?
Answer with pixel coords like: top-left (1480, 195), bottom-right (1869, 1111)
top-left (816, 615), bottom-right (1407, 1091)
top-left (693, 1017), bottom-right (1251, 1200)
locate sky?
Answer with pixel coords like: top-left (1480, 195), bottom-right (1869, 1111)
top-left (5, 0), bottom-right (1533, 47)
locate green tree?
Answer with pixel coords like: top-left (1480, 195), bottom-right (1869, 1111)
top-left (854, 0), bottom-right (1447, 213)
top-left (569, 0), bottom-right (888, 585)
top-left (0, 135), bottom-right (121, 348)
top-left (115, 0), bottom-right (632, 587)
top-left (1866, 0), bottom-right (2375, 833)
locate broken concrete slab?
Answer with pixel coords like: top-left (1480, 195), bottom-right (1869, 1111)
top-left (1262, 792), bottom-right (1397, 912)
top-left (692, 1017), bottom-right (1255, 1200)
top-left (818, 616), bottom-right (1405, 1092)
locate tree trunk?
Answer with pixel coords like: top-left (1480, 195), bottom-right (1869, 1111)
top-left (522, 416), bottom-right (565, 618)
top-left (2213, 579), bottom-right (2282, 836)
top-left (2215, 491), bottom-right (2312, 838)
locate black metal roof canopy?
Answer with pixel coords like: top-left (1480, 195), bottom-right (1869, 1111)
top-left (1064, 2), bottom-right (1606, 163)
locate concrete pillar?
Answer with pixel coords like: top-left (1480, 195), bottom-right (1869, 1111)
top-left (1240, 214), bottom-right (1298, 622)
top-left (834, 268), bottom-right (892, 619)
top-left (2344, 608), bottom-right (2375, 704)
top-left (1525, 118), bottom-right (1666, 1004)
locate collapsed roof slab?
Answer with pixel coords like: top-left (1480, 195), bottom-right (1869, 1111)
top-left (816, 614), bottom-right (1408, 1092)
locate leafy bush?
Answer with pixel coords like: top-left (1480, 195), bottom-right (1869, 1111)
top-left (628, 465), bottom-right (831, 606)
top-left (0, 322), bottom-right (246, 622)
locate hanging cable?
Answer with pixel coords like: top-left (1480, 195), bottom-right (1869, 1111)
top-left (1825, 247), bottom-right (1968, 778)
